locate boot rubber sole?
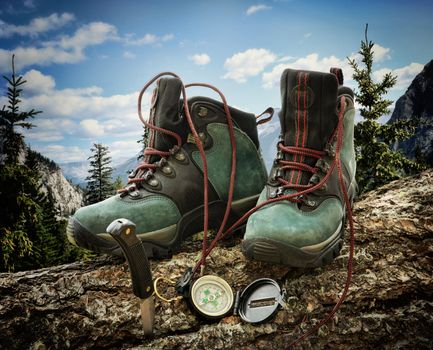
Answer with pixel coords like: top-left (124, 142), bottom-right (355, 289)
top-left (241, 221), bottom-right (344, 268)
top-left (241, 177), bottom-right (357, 268)
top-left (67, 195), bottom-right (257, 259)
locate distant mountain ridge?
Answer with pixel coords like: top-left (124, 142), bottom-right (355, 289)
top-left (388, 59), bottom-right (433, 165)
top-left (61, 155), bottom-right (140, 187)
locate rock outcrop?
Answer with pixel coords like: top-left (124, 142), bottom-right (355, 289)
top-left (389, 60), bottom-right (433, 164)
top-left (26, 149), bottom-right (85, 217)
top-left (0, 170), bottom-right (432, 349)
top-left (38, 163), bottom-right (85, 217)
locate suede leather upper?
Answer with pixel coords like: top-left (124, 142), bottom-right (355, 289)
top-left (244, 68), bottom-right (356, 248)
top-left (72, 77), bottom-right (268, 241)
top-left (192, 123), bottom-right (268, 201)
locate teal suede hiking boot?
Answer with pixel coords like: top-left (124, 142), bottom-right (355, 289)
top-left (67, 76), bottom-right (268, 258)
top-left (242, 68), bottom-right (357, 268)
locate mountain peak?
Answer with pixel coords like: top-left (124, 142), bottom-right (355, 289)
top-left (389, 59), bottom-right (433, 165)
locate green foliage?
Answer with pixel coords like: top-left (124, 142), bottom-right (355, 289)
top-left (348, 25), bottom-right (426, 193)
top-left (27, 147), bottom-right (59, 171)
top-left (0, 162), bottom-right (84, 271)
top-left (137, 125), bottom-right (150, 161)
top-left (0, 55), bottom-right (40, 164)
top-left (0, 55), bottom-right (85, 272)
top-left (85, 143), bottom-right (114, 204)
top-left (112, 176), bottom-right (125, 191)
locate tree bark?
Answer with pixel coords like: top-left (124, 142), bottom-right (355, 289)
top-left (1, 170), bottom-right (432, 350)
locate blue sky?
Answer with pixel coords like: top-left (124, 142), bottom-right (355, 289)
top-left (1, 0), bottom-right (432, 164)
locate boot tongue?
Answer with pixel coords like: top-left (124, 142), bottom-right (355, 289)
top-left (278, 68), bottom-right (339, 185)
top-left (149, 77), bottom-right (188, 162)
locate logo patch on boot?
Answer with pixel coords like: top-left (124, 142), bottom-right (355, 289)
top-left (289, 85), bottom-right (314, 110)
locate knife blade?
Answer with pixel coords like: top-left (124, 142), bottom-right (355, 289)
top-left (107, 218), bottom-right (155, 335)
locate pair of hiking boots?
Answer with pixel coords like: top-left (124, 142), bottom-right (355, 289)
top-left (67, 67), bottom-right (356, 268)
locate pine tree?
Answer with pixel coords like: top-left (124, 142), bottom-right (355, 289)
top-left (112, 176), bottom-right (125, 191)
top-left (137, 125), bottom-right (150, 161)
top-left (0, 56), bottom-right (83, 271)
top-left (0, 55), bottom-right (40, 164)
top-left (85, 143), bottom-right (114, 204)
top-left (348, 25), bottom-right (425, 193)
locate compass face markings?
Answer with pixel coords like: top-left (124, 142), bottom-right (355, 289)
top-left (191, 275), bottom-right (234, 317)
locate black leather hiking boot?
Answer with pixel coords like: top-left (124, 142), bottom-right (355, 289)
top-left (68, 76), bottom-right (268, 258)
top-left (242, 68), bottom-right (357, 267)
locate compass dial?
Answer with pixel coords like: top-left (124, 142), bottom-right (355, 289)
top-left (190, 275), bottom-right (234, 318)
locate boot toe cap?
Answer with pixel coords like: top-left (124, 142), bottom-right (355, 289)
top-left (244, 197), bottom-right (344, 249)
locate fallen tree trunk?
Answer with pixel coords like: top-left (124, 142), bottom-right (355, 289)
top-left (1, 170), bottom-right (432, 350)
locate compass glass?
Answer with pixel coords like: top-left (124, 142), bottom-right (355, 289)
top-left (190, 275), bottom-right (234, 318)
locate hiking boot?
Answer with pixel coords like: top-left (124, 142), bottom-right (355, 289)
top-left (242, 68), bottom-right (357, 267)
top-left (67, 76), bottom-right (268, 258)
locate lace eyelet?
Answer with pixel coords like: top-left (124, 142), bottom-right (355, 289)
top-left (148, 178), bottom-right (159, 187)
top-left (162, 166), bottom-right (174, 175)
top-left (175, 152), bottom-right (186, 162)
top-left (143, 171), bottom-right (153, 181)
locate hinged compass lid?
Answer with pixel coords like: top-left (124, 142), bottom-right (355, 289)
top-left (236, 278), bottom-right (285, 324)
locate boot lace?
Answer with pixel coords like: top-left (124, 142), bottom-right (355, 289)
top-left (119, 73), bottom-right (238, 273)
top-left (192, 95), bottom-right (355, 349)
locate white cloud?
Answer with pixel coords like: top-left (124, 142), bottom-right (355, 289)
top-left (22, 69), bottom-right (56, 94)
top-left (123, 51), bottom-right (136, 59)
top-left (372, 43), bottom-right (391, 62)
top-left (223, 48), bottom-right (277, 83)
top-left (161, 34), bottom-right (174, 42)
top-left (22, 87), bottom-right (138, 119)
top-left (277, 55), bottom-right (296, 62)
top-left (262, 53), bottom-right (350, 88)
top-left (36, 144), bottom-right (90, 163)
top-left (304, 33), bottom-right (312, 38)
top-left (246, 4), bottom-right (271, 15)
top-left (0, 46), bottom-right (80, 71)
top-left (349, 43), bottom-right (391, 65)
top-left (12, 70), bottom-right (151, 156)
top-left (189, 53), bottom-right (210, 65)
top-left (0, 21), bottom-right (117, 71)
top-left (373, 62), bottom-right (424, 90)
top-left (0, 13), bottom-right (75, 38)
top-left (55, 21), bottom-right (117, 50)
top-left (124, 33), bottom-right (174, 46)
top-left (110, 140), bottom-right (141, 158)
top-left (25, 130), bottom-right (64, 142)
top-left (126, 33), bottom-right (156, 45)
top-left (79, 119), bottom-right (105, 138)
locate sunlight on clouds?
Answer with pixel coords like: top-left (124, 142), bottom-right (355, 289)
top-left (223, 48), bottom-right (277, 83)
top-left (0, 12), bottom-right (75, 38)
top-left (0, 21), bottom-right (117, 71)
top-left (37, 145), bottom-right (90, 163)
top-left (79, 119), bottom-right (105, 138)
top-left (189, 53), bottom-right (211, 65)
top-left (22, 69), bottom-right (56, 94)
top-left (246, 5), bottom-right (272, 15)
top-left (124, 33), bottom-right (174, 46)
top-left (373, 62), bottom-right (424, 90)
top-left (110, 140), bottom-right (141, 158)
top-left (55, 22), bottom-right (117, 50)
top-left (372, 43), bottom-right (391, 62)
top-left (15, 69), bottom-right (150, 151)
top-left (262, 53), bottom-right (350, 89)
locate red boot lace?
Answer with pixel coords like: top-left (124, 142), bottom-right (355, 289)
top-left (126, 74), bottom-right (354, 348)
top-left (192, 95), bottom-right (355, 349)
top-left (120, 73), bottom-right (238, 274)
